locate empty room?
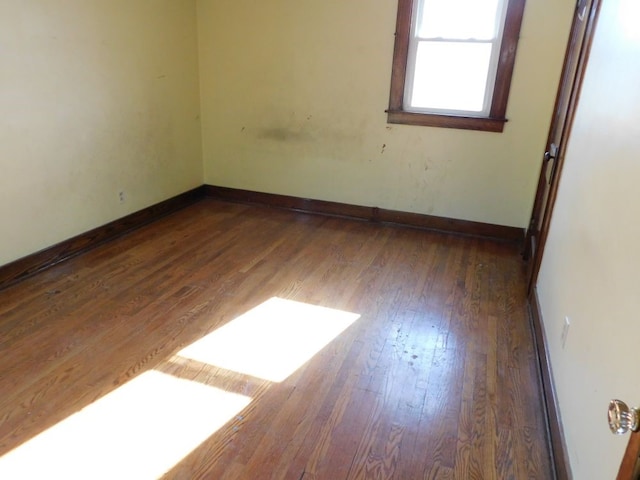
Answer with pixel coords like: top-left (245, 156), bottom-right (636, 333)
top-left (1, 1), bottom-right (639, 479)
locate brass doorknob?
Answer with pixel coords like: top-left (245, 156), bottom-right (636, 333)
top-left (608, 399), bottom-right (640, 435)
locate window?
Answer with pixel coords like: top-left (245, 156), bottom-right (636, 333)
top-left (387, 0), bottom-right (526, 132)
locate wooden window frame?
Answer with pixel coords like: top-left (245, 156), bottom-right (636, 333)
top-left (387, 0), bottom-right (527, 132)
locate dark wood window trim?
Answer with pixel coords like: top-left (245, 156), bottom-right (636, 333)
top-left (387, 0), bottom-right (527, 132)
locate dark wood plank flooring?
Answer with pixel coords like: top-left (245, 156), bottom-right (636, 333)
top-left (0, 199), bottom-right (552, 479)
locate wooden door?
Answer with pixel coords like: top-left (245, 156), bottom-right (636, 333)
top-left (523, 0), bottom-right (601, 292)
top-left (609, 400), bottom-right (640, 479)
top-left (617, 432), bottom-right (640, 480)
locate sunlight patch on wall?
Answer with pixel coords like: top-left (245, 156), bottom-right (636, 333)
top-left (0, 371), bottom-right (251, 480)
top-left (620, 0), bottom-right (640, 43)
top-left (178, 297), bottom-right (361, 382)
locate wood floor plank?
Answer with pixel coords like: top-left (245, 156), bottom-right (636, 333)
top-left (0, 199), bottom-right (552, 479)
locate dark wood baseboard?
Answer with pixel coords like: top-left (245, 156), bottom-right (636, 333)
top-left (1, 184), bottom-right (524, 291)
top-left (529, 286), bottom-right (572, 480)
top-left (0, 186), bottom-right (206, 292)
top-left (203, 185), bottom-right (524, 243)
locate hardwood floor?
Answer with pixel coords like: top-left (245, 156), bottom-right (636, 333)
top-left (0, 199), bottom-right (552, 479)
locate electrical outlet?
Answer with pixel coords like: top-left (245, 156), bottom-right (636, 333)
top-left (561, 316), bottom-right (570, 349)
top-left (118, 191), bottom-right (125, 203)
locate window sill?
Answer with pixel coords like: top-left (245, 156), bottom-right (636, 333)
top-left (386, 110), bottom-right (507, 132)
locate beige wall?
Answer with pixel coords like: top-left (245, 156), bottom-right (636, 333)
top-left (197, 0), bottom-right (574, 228)
top-left (2, 0), bottom-right (575, 268)
top-left (537, 0), bottom-right (640, 477)
top-left (2, 1), bottom-right (576, 266)
top-left (0, 1), bottom-right (203, 266)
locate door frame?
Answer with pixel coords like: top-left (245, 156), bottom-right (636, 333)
top-left (525, 0), bottom-right (602, 294)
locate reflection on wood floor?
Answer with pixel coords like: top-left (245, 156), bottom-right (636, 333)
top-left (0, 199), bottom-right (552, 479)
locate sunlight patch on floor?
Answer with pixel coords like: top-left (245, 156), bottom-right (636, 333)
top-left (0, 297), bottom-right (359, 478)
top-left (0, 370), bottom-right (251, 480)
top-left (178, 297), bottom-right (361, 382)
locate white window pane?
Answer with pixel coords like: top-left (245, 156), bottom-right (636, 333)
top-left (409, 42), bottom-right (493, 113)
top-left (418, 0), bottom-right (501, 40)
